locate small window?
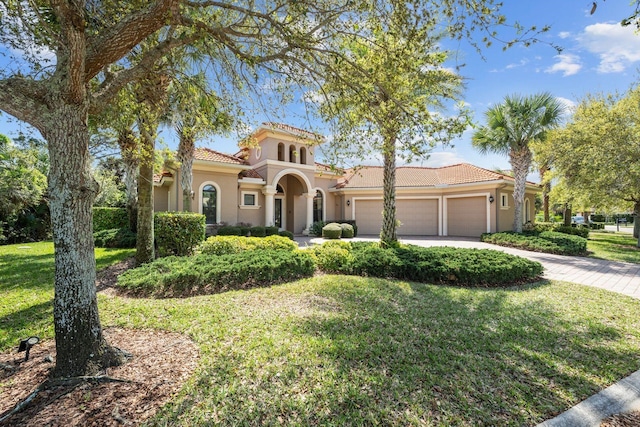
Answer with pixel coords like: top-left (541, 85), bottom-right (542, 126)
top-left (500, 193), bottom-right (509, 209)
top-left (300, 147), bottom-right (307, 165)
top-left (289, 144), bottom-right (296, 163)
top-left (240, 191), bottom-right (259, 209)
top-left (244, 193), bottom-right (256, 206)
top-left (313, 190), bottom-right (323, 222)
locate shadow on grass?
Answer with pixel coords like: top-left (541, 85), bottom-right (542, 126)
top-left (0, 299), bottom-right (53, 350)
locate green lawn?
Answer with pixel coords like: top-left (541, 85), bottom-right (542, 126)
top-left (588, 231), bottom-right (640, 264)
top-left (3, 242), bottom-right (640, 425)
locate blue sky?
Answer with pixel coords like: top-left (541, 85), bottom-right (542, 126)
top-left (1, 1), bottom-right (639, 180)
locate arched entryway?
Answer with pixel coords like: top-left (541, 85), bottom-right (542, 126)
top-left (263, 169), bottom-right (314, 234)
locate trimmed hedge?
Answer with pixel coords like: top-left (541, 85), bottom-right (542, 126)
top-left (155, 212), bottom-right (206, 256)
top-left (94, 228), bottom-right (137, 248)
top-left (322, 223), bottom-right (343, 239)
top-left (481, 231), bottom-right (587, 255)
top-left (249, 226), bottom-right (266, 237)
top-left (311, 242), bottom-right (542, 287)
top-left (340, 223), bottom-right (355, 238)
top-left (553, 225), bottom-right (589, 238)
top-left (117, 249), bottom-right (315, 297)
top-left (265, 226), bottom-right (279, 236)
top-left (93, 207), bottom-right (128, 232)
top-left (279, 230), bottom-right (294, 240)
top-left (199, 235), bottom-right (297, 255)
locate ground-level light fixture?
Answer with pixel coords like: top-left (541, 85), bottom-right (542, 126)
top-left (18, 336), bottom-right (40, 361)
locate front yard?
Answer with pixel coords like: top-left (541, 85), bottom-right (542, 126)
top-left (2, 241), bottom-right (640, 425)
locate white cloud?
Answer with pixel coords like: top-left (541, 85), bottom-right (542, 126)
top-left (545, 54), bottom-right (582, 76)
top-left (506, 58), bottom-right (529, 69)
top-left (422, 151), bottom-right (469, 167)
top-left (556, 97), bottom-right (577, 115)
top-left (578, 22), bottom-right (640, 73)
top-left (558, 31), bottom-right (572, 39)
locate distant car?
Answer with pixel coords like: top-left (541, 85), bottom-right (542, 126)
top-left (572, 215), bottom-right (585, 224)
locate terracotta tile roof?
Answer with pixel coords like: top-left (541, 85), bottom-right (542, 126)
top-left (262, 122), bottom-right (323, 141)
top-left (336, 163), bottom-right (518, 189)
top-left (315, 162), bottom-right (343, 174)
top-left (239, 169), bottom-right (263, 179)
top-left (153, 171), bottom-right (173, 183)
top-left (194, 147), bottom-right (247, 165)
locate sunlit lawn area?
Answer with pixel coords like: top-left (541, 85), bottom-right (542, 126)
top-left (588, 231), bottom-right (640, 264)
top-left (2, 241), bottom-right (640, 425)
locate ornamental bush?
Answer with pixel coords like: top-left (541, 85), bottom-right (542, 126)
top-left (481, 231), bottom-right (587, 255)
top-left (279, 230), bottom-right (294, 240)
top-left (309, 221), bottom-right (325, 236)
top-left (553, 225), bottom-right (590, 238)
top-left (155, 212), bottom-right (206, 256)
top-left (265, 226), bottom-right (280, 236)
top-left (310, 241), bottom-right (542, 286)
top-left (249, 226), bottom-right (266, 237)
top-left (93, 227), bottom-right (136, 248)
top-left (322, 222), bottom-right (342, 239)
top-left (93, 207), bottom-right (128, 232)
top-left (340, 223), bottom-right (355, 238)
top-left (117, 249), bottom-right (315, 297)
top-left (199, 235), bottom-right (297, 255)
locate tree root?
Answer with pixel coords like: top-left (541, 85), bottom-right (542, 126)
top-left (0, 375), bottom-right (138, 423)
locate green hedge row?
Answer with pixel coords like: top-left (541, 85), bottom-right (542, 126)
top-left (481, 231), bottom-right (587, 255)
top-left (527, 222), bottom-right (590, 238)
top-left (94, 228), bottom-right (136, 248)
top-left (93, 207), bottom-right (128, 232)
top-left (310, 241), bottom-right (543, 287)
top-left (155, 212), bottom-right (206, 256)
top-left (311, 220), bottom-right (358, 237)
top-left (117, 249), bottom-right (315, 297)
top-left (199, 235), bottom-right (297, 255)
top-left (217, 225), bottom-right (280, 237)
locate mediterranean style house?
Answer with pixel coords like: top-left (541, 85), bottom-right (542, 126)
top-left (154, 123), bottom-right (540, 237)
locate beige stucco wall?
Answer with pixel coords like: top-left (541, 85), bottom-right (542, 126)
top-left (154, 186), bottom-right (170, 212)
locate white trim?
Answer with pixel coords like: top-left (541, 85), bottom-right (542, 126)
top-left (500, 192), bottom-right (510, 210)
top-left (314, 188), bottom-right (327, 222)
top-left (271, 168), bottom-right (313, 193)
top-left (255, 146), bottom-right (262, 160)
top-left (240, 191), bottom-right (260, 209)
top-left (443, 193), bottom-right (492, 236)
top-left (198, 181), bottom-right (222, 224)
top-left (274, 195), bottom-right (286, 230)
top-left (250, 158), bottom-right (317, 172)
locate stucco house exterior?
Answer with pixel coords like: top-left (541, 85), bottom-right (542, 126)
top-left (153, 123), bottom-right (540, 237)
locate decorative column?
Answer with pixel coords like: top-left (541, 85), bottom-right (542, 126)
top-left (303, 192), bottom-right (315, 235)
top-left (262, 185), bottom-right (277, 227)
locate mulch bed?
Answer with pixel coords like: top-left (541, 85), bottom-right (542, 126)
top-left (601, 411), bottom-right (640, 426)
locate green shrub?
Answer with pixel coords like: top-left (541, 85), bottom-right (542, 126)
top-left (249, 226), bottom-right (266, 237)
top-left (539, 231), bottom-right (588, 254)
top-left (199, 235), bottom-right (297, 255)
top-left (93, 228), bottom-right (137, 248)
top-left (310, 241), bottom-right (353, 273)
top-left (117, 249), bottom-right (315, 297)
top-left (310, 221), bottom-right (325, 236)
top-left (279, 230), bottom-right (294, 240)
top-left (590, 223), bottom-right (605, 230)
top-left (340, 223), bottom-right (355, 238)
top-left (591, 214), bottom-right (605, 222)
top-left (553, 225), bottom-right (590, 238)
top-left (324, 219), bottom-right (358, 237)
top-left (481, 231), bottom-right (587, 255)
top-left (155, 212), bottom-right (206, 257)
top-left (322, 222), bottom-right (342, 239)
top-left (265, 226), bottom-right (279, 236)
top-left (310, 241), bottom-right (542, 287)
top-left (529, 222), bottom-right (555, 234)
top-left (217, 226), bottom-right (242, 236)
top-left (93, 207), bottom-right (127, 232)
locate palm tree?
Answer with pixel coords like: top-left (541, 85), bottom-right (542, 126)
top-left (472, 93), bottom-right (565, 233)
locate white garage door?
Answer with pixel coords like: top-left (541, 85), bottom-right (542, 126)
top-left (354, 199), bottom-right (439, 236)
top-left (447, 197), bottom-right (487, 237)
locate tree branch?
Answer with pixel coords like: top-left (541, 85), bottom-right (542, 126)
top-left (0, 77), bottom-right (49, 131)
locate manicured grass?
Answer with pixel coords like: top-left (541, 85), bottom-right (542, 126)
top-left (0, 241), bottom-right (134, 350)
top-left (588, 231), bottom-right (640, 264)
top-left (3, 242), bottom-right (640, 425)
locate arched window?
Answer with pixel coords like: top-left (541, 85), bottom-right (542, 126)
top-left (524, 198), bottom-right (531, 223)
top-left (289, 144), bottom-right (296, 163)
top-left (300, 147), bottom-right (307, 165)
top-left (313, 190), bottom-right (324, 223)
top-left (202, 184), bottom-right (218, 224)
top-left (277, 143), bottom-right (285, 161)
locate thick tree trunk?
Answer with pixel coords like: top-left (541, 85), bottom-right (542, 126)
top-left (564, 204), bottom-right (572, 226)
top-left (509, 148), bottom-right (532, 233)
top-left (136, 125), bottom-right (155, 264)
top-left (380, 134), bottom-right (397, 247)
top-left (44, 104), bottom-right (126, 378)
top-left (118, 129), bottom-right (138, 232)
top-left (177, 132), bottom-right (195, 212)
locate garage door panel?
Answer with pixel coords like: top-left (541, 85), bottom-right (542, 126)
top-left (447, 197), bottom-right (486, 237)
top-left (354, 199), bottom-right (439, 236)
top-left (396, 199), bottom-right (438, 236)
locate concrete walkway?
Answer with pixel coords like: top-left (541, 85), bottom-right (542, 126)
top-left (295, 235), bottom-right (640, 426)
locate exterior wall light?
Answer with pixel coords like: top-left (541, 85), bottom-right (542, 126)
top-left (489, 195), bottom-right (495, 204)
top-left (346, 200), bottom-right (351, 206)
